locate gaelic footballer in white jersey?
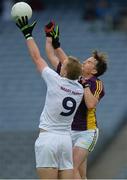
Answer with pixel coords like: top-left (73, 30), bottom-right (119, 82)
top-left (39, 67), bottom-right (83, 134)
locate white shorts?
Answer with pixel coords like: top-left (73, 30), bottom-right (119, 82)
top-left (71, 128), bottom-right (99, 152)
top-left (35, 131), bottom-right (73, 170)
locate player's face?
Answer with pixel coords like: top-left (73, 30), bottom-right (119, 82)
top-left (82, 57), bottom-right (97, 76)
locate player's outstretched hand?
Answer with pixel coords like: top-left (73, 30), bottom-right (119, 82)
top-left (16, 16), bottom-right (36, 39)
top-left (44, 21), bottom-right (55, 37)
top-left (50, 24), bottom-right (60, 49)
top-left (45, 21), bottom-right (60, 49)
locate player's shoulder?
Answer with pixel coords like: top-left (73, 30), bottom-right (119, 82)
top-left (70, 80), bottom-right (84, 93)
top-left (95, 78), bottom-right (104, 88)
top-left (90, 77), bottom-right (104, 92)
top-left (90, 76), bottom-right (101, 82)
top-left (88, 76), bottom-right (104, 86)
top-left (42, 66), bottom-right (59, 77)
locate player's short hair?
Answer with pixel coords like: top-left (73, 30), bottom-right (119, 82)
top-left (92, 50), bottom-right (108, 77)
top-left (66, 56), bottom-right (82, 80)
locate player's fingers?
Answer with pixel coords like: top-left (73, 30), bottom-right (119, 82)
top-left (21, 16), bottom-right (26, 25)
top-left (16, 18), bottom-right (23, 27)
top-left (25, 16), bottom-right (28, 24)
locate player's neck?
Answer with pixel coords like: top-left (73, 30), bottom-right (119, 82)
top-left (82, 74), bottom-right (94, 79)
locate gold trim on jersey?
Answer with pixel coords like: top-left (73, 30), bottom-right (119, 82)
top-left (94, 80), bottom-right (103, 99)
top-left (86, 108), bottom-right (97, 129)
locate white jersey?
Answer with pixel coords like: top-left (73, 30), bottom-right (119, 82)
top-left (39, 67), bottom-right (83, 134)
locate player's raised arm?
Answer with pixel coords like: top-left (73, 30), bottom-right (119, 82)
top-left (45, 35), bottom-right (59, 69)
top-left (45, 21), bottom-right (68, 68)
top-left (16, 16), bottom-right (47, 73)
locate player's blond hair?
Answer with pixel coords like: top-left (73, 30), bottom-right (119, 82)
top-left (66, 56), bottom-right (82, 80)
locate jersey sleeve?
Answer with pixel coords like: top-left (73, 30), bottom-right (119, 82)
top-left (41, 66), bottom-right (60, 85)
top-left (90, 80), bottom-right (105, 100)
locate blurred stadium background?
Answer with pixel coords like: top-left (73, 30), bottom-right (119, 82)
top-left (0, 0), bottom-right (127, 179)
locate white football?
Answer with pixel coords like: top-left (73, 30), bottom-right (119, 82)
top-left (11, 2), bottom-right (32, 21)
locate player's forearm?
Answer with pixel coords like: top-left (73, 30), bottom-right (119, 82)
top-left (26, 38), bottom-right (41, 60)
top-left (45, 37), bottom-right (59, 69)
top-left (55, 47), bottom-right (68, 63)
top-left (26, 38), bottom-right (47, 72)
top-left (84, 88), bottom-right (98, 109)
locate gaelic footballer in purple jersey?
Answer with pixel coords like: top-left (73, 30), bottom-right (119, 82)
top-left (57, 62), bottom-right (105, 131)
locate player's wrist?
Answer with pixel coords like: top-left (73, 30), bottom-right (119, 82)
top-left (23, 32), bottom-right (32, 39)
top-left (26, 36), bottom-right (33, 40)
top-left (52, 40), bottom-right (60, 49)
top-left (84, 83), bottom-right (90, 88)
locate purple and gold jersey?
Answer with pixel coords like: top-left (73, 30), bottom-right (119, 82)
top-left (57, 62), bottom-right (105, 131)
